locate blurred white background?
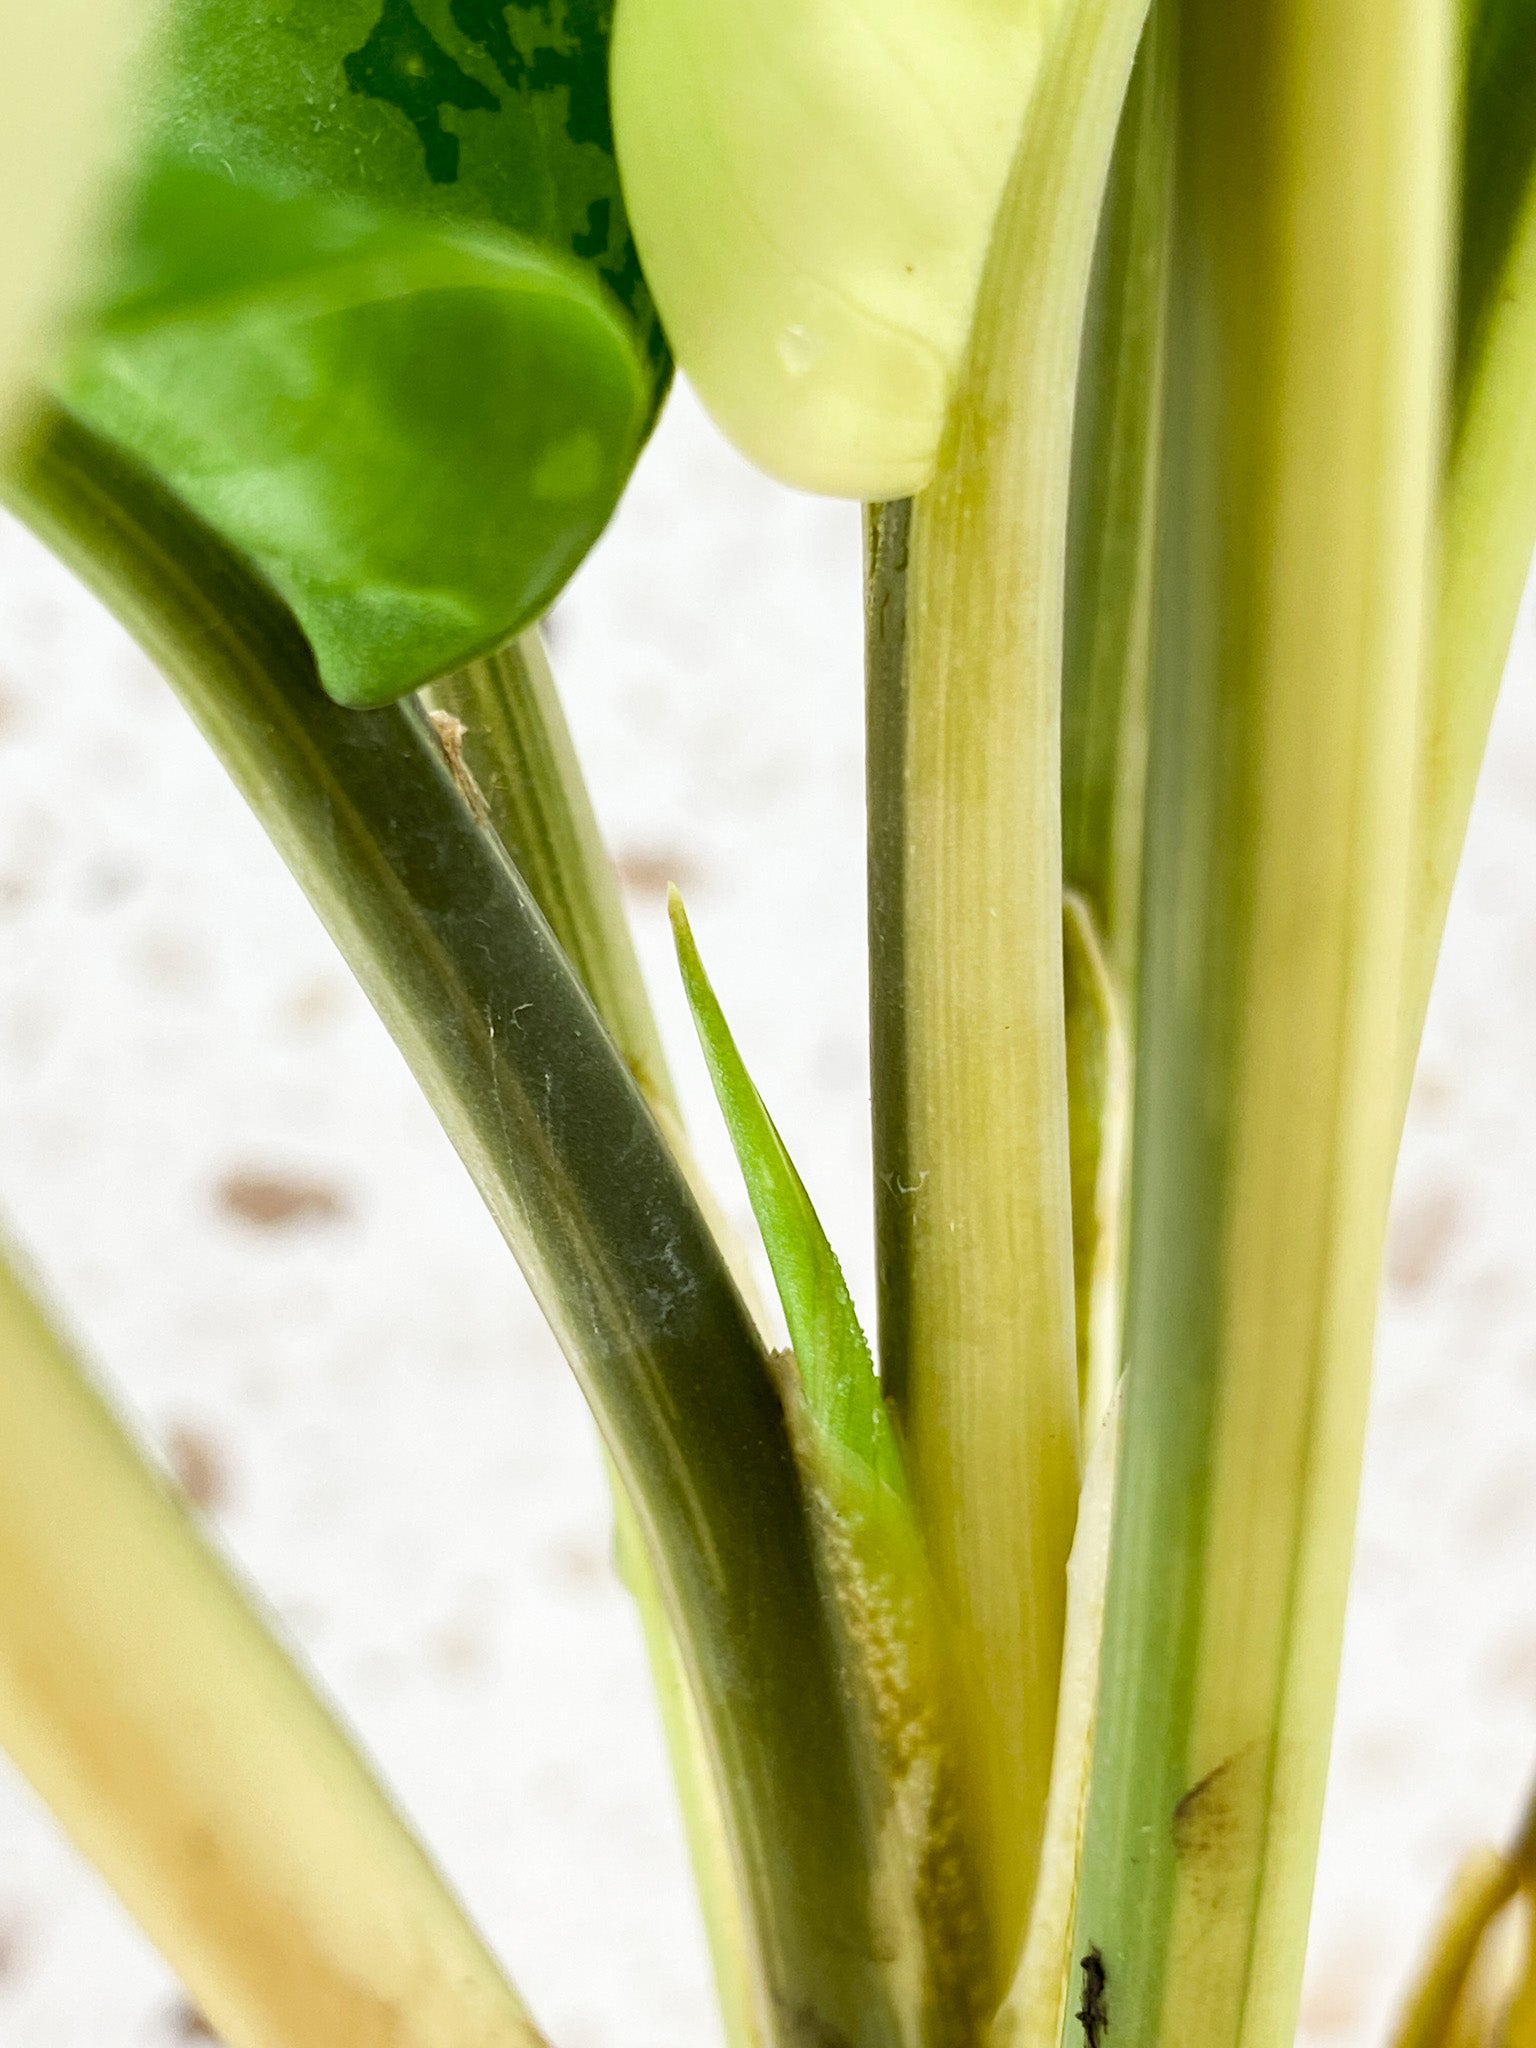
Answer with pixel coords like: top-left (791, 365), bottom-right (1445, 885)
top-left (0, 383), bottom-right (1531, 2048)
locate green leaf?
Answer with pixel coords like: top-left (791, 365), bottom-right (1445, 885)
top-left (670, 890), bottom-right (904, 1499)
top-left (55, 0), bottom-right (667, 707)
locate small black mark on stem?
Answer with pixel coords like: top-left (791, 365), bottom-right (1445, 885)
top-left (1077, 1946), bottom-right (1108, 2048)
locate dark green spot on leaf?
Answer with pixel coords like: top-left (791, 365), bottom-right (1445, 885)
top-left (572, 196), bottom-right (610, 260)
top-left (344, 0), bottom-right (499, 184)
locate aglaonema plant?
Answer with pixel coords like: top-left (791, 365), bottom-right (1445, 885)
top-left (0, 0), bottom-right (1534, 2045)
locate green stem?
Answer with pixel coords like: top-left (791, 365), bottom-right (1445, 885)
top-left (1387, 1851), bottom-right (1520, 2048)
top-left (423, 641), bottom-right (677, 1120)
top-left (1060, 2), bottom-right (1174, 1004)
top-left (422, 640), bottom-right (762, 2048)
top-left (1403, 0), bottom-right (1536, 1086)
top-left (866, 0), bottom-right (1151, 1995)
top-left (6, 406), bottom-right (902, 2048)
top-left (1069, 4), bottom-right (1449, 2046)
top-left (865, 495), bottom-right (915, 1416)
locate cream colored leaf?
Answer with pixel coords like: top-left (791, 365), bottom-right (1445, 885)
top-left (611, 0), bottom-right (1064, 496)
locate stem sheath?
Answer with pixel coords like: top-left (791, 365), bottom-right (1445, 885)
top-left (1070, 6), bottom-right (1450, 2046)
top-left (867, 0), bottom-right (1151, 1990)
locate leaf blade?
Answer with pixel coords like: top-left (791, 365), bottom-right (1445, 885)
top-left (55, 0), bottom-right (668, 705)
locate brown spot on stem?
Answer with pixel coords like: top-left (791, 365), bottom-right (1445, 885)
top-left (1171, 1743), bottom-right (1264, 1910)
top-left (427, 709), bottom-right (492, 827)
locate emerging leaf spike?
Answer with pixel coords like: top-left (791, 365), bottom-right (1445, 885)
top-left (670, 890), bottom-right (992, 2045)
top-left (669, 888), bottom-right (903, 1495)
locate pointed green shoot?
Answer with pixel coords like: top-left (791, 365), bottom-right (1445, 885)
top-left (671, 890), bottom-right (990, 2048)
top-left (670, 889), bottom-right (903, 1500)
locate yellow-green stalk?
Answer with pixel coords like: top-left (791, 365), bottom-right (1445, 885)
top-left (1390, 1853), bottom-right (1521, 2048)
top-left (866, 0), bottom-right (1152, 1991)
top-left (0, 1238), bottom-right (540, 2048)
top-left (1068, 9), bottom-right (1450, 2048)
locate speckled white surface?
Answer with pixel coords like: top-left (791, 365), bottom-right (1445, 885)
top-left (0, 384), bottom-right (1530, 2048)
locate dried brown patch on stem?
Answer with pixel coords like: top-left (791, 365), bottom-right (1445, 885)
top-left (1171, 1742), bottom-right (1264, 1912)
top-left (427, 709), bottom-right (492, 828)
